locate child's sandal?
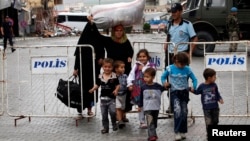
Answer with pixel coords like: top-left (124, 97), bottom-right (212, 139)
top-left (88, 111), bottom-right (94, 116)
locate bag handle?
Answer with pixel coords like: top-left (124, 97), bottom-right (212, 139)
top-left (68, 75), bottom-right (79, 84)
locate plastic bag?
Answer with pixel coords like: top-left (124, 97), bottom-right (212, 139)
top-left (91, 0), bottom-right (145, 29)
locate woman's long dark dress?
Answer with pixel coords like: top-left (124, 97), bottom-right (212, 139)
top-left (74, 22), bottom-right (105, 111)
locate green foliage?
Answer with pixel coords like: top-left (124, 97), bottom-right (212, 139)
top-left (143, 23), bottom-right (151, 32)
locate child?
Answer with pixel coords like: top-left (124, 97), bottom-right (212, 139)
top-left (127, 49), bottom-right (156, 129)
top-left (190, 68), bottom-right (224, 138)
top-left (89, 58), bottom-right (120, 134)
top-left (138, 68), bottom-right (165, 141)
top-left (114, 60), bottom-right (127, 129)
top-left (161, 52), bottom-right (197, 141)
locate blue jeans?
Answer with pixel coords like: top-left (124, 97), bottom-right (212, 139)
top-left (170, 89), bottom-right (189, 133)
top-left (100, 99), bottom-right (116, 130)
top-left (145, 110), bottom-right (159, 139)
top-left (203, 108), bottom-right (220, 135)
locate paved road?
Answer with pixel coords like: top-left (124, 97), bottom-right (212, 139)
top-left (0, 34), bottom-right (250, 141)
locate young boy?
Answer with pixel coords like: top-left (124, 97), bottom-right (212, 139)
top-left (114, 60), bottom-right (127, 129)
top-left (138, 68), bottom-right (165, 141)
top-left (89, 58), bottom-right (120, 134)
top-left (190, 68), bottom-right (224, 137)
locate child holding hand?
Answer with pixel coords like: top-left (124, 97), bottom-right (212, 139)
top-left (89, 58), bottom-right (120, 134)
top-left (127, 49), bottom-right (156, 129)
top-left (161, 52), bottom-right (197, 141)
top-left (138, 68), bottom-right (165, 141)
top-left (190, 68), bottom-right (224, 138)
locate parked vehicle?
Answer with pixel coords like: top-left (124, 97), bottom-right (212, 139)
top-left (56, 12), bottom-right (89, 32)
top-left (161, 0), bottom-right (250, 56)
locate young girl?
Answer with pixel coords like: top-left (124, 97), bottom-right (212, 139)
top-left (127, 49), bottom-right (156, 129)
top-left (161, 52), bottom-right (197, 141)
top-left (89, 58), bottom-right (120, 134)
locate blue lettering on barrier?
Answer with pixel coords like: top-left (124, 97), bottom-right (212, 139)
top-left (34, 59), bottom-right (67, 68)
top-left (207, 55), bottom-right (245, 65)
top-left (150, 56), bottom-right (161, 67)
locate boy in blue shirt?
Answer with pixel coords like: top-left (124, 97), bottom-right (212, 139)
top-left (190, 68), bottom-right (224, 137)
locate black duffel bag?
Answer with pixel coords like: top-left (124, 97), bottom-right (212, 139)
top-left (55, 76), bottom-right (83, 108)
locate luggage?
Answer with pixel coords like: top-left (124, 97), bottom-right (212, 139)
top-left (55, 76), bottom-right (83, 108)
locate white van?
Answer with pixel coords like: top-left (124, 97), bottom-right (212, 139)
top-left (56, 12), bottom-right (89, 32)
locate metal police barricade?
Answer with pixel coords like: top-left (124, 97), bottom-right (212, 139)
top-left (5, 45), bottom-right (96, 126)
top-left (176, 41), bottom-right (250, 120)
top-left (131, 41), bottom-right (175, 119)
top-left (0, 46), bottom-right (4, 116)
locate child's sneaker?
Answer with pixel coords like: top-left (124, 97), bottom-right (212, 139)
top-left (118, 121), bottom-right (125, 129)
top-left (175, 133), bottom-right (181, 141)
top-left (101, 128), bottom-right (109, 134)
top-left (148, 136), bottom-right (157, 141)
top-left (139, 123), bottom-right (147, 129)
top-left (180, 133), bottom-right (186, 139)
top-left (113, 125), bottom-right (118, 131)
top-left (11, 48), bottom-right (16, 53)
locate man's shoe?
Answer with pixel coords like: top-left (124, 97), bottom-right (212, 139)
top-left (11, 48), bottom-right (16, 53)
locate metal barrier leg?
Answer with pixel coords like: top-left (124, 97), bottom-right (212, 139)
top-left (74, 116), bottom-right (84, 127)
top-left (14, 115), bottom-right (31, 127)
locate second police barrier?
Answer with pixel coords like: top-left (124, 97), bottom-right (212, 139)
top-left (132, 40), bottom-right (250, 120)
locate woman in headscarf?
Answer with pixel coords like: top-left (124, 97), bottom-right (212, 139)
top-left (101, 24), bottom-right (134, 122)
top-left (102, 24), bottom-right (134, 75)
top-left (74, 16), bottom-right (134, 119)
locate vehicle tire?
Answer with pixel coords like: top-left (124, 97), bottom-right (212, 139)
top-left (193, 31), bottom-right (215, 57)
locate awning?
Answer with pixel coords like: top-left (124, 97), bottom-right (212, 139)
top-left (0, 0), bottom-right (11, 10)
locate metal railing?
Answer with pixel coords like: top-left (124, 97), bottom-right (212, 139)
top-left (4, 45), bottom-right (96, 126)
top-left (175, 40), bottom-right (250, 117)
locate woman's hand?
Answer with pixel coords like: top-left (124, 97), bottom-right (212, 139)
top-left (73, 69), bottom-right (78, 76)
top-left (127, 57), bottom-right (132, 63)
top-left (98, 58), bottom-right (103, 65)
top-left (89, 88), bottom-right (94, 94)
top-left (87, 15), bottom-right (93, 23)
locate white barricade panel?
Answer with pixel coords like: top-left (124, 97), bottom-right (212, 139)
top-left (176, 41), bottom-right (250, 117)
top-left (5, 45), bottom-right (96, 119)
